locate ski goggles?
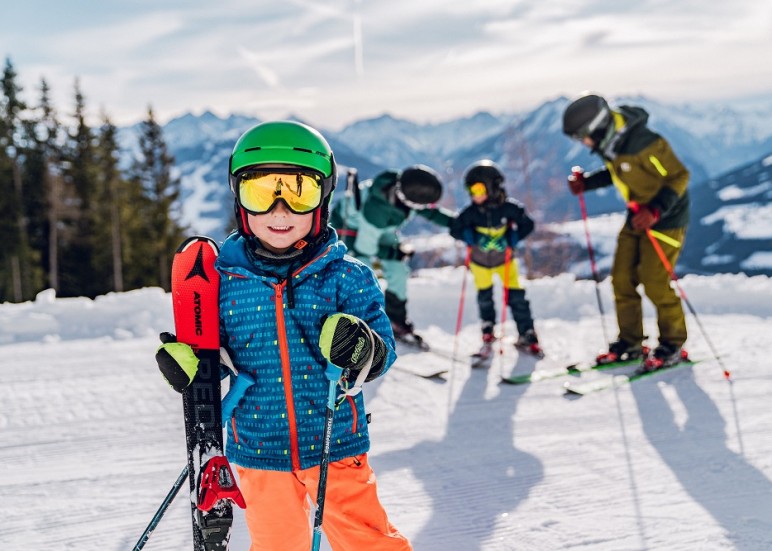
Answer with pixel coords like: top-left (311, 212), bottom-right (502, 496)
top-left (570, 106), bottom-right (610, 141)
top-left (235, 169), bottom-right (324, 214)
top-left (468, 182), bottom-right (488, 197)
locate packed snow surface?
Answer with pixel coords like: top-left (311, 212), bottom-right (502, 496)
top-left (1, 269), bottom-right (770, 550)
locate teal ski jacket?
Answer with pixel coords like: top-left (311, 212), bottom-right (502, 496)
top-left (215, 229), bottom-right (396, 471)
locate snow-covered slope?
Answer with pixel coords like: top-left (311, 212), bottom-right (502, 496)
top-left (1, 270), bottom-right (770, 549)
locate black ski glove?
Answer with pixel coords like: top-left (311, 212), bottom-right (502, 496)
top-left (319, 314), bottom-right (387, 384)
top-left (156, 332), bottom-right (200, 393)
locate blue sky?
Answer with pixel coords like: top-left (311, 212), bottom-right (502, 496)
top-left (3, 0), bottom-right (771, 129)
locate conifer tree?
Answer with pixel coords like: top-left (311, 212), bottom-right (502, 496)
top-left (127, 106), bottom-right (185, 291)
top-left (34, 78), bottom-right (64, 292)
top-left (60, 79), bottom-right (101, 297)
top-left (0, 57), bottom-right (33, 302)
top-left (94, 114), bottom-right (125, 292)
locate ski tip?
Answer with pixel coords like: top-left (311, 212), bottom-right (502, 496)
top-left (176, 235), bottom-right (219, 254)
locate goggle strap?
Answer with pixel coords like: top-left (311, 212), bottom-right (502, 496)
top-left (581, 107), bottom-right (609, 138)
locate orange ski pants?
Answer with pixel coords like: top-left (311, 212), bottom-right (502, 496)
top-left (236, 453), bottom-right (412, 551)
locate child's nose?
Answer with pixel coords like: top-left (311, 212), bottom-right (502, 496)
top-left (272, 200), bottom-right (290, 215)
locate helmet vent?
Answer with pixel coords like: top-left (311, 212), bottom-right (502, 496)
top-left (244, 146), bottom-right (262, 152)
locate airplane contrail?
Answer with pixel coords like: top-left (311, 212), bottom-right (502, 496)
top-left (353, 0), bottom-right (364, 76)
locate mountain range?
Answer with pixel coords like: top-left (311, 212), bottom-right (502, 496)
top-left (118, 93), bottom-right (772, 275)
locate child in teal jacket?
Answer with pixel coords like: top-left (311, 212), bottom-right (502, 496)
top-left (157, 121), bottom-right (412, 550)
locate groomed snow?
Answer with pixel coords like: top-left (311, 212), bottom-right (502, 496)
top-left (1, 269), bottom-right (770, 550)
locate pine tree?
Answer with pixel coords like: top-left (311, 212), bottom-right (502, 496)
top-left (0, 57), bottom-right (35, 302)
top-left (60, 79), bottom-right (101, 297)
top-left (33, 78), bottom-right (64, 293)
top-left (126, 106), bottom-right (185, 291)
top-left (94, 113), bottom-right (125, 292)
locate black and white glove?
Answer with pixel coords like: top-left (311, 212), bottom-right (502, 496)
top-left (319, 314), bottom-right (387, 393)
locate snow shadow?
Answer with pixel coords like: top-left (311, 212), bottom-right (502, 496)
top-left (373, 365), bottom-right (543, 550)
top-left (631, 370), bottom-right (772, 550)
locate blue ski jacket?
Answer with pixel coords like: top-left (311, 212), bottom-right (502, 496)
top-left (215, 229), bottom-right (396, 472)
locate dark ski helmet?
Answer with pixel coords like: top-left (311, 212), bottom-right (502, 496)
top-left (395, 165), bottom-right (443, 209)
top-left (562, 93), bottom-right (613, 145)
top-left (229, 121), bottom-right (337, 243)
top-left (463, 160), bottom-right (504, 197)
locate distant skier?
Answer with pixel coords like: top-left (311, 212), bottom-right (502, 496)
top-left (156, 121), bottom-right (412, 550)
top-left (562, 92), bottom-right (690, 369)
top-left (330, 165), bottom-right (454, 347)
top-left (449, 160), bottom-right (542, 361)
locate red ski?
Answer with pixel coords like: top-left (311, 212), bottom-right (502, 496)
top-left (171, 236), bottom-right (244, 550)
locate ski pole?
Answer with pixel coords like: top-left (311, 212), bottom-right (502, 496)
top-left (311, 376), bottom-right (338, 551)
top-left (498, 247), bottom-right (512, 362)
top-left (448, 247), bottom-right (471, 417)
top-left (575, 175), bottom-right (610, 345)
top-left (628, 201), bottom-right (730, 380)
top-left (338, 168), bottom-right (360, 243)
top-left (132, 465), bottom-right (189, 551)
top-left (451, 246), bottom-right (472, 366)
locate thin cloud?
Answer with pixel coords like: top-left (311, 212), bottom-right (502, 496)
top-left (2, 0), bottom-right (770, 128)
top-left (238, 48), bottom-right (281, 88)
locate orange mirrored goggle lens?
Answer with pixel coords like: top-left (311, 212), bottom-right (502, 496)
top-left (238, 171), bottom-right (323, 214)
top-left (468, 182), bottom-right (488, 197)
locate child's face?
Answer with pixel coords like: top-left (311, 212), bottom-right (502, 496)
top-left (468, 182), bottom-right (488, 205)
top-left (471, 193), bottom-right (488, 205)
top-left (247, 200), bottom-right (313, 253)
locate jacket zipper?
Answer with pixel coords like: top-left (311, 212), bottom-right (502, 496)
top-left (347, 395), bottom-right (357, 433)
top-left (274, 282), bottom-right (301, 471)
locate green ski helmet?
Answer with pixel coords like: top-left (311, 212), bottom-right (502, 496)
top-left (229, 121), bottom-right (337, 244)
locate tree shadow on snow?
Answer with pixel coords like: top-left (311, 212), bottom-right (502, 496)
top-left (373, 360), bottom-right (544, 550)
top-left (630, 369), bottom-right (772, 550)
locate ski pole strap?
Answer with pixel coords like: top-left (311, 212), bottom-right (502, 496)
top-left (337, 323), bottom-right (376, 400)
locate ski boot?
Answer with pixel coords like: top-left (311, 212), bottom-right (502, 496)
top-left (643, 342), bottom-right (688, 371)
top-left (515, 329), bottom-right (544, 358)
top-left (391, 320), bottom-right (429, 351)
top-left (471, 333), bottom-right (495, 368)
top-left (596, 339), bottom-right (649, 365)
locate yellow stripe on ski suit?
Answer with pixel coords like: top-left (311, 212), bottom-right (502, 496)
top-left (649, 229), bottom-right (681, 248)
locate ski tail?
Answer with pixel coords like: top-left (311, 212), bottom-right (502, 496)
top-left (171, 236), bottom-right (243, 550)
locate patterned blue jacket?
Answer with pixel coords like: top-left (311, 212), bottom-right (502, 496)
top-left (215, 230), bottom-right (396, 472)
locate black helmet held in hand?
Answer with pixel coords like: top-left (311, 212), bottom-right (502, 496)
top-left (563, 93), bottom-right (612, 144)
top-left (394, 164), bottom-right (443, 209)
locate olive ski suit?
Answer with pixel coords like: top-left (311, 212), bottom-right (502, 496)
top-left (583, 106), bottom-right (690, 348)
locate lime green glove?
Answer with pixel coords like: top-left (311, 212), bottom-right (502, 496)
top-left (156, 332), bottom-right (200, 393)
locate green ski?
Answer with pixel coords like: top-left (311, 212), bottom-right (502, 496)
top-left (500, 358), bottom-right (643, 386)
top-left (563, 360), bottom-right (699, 396)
